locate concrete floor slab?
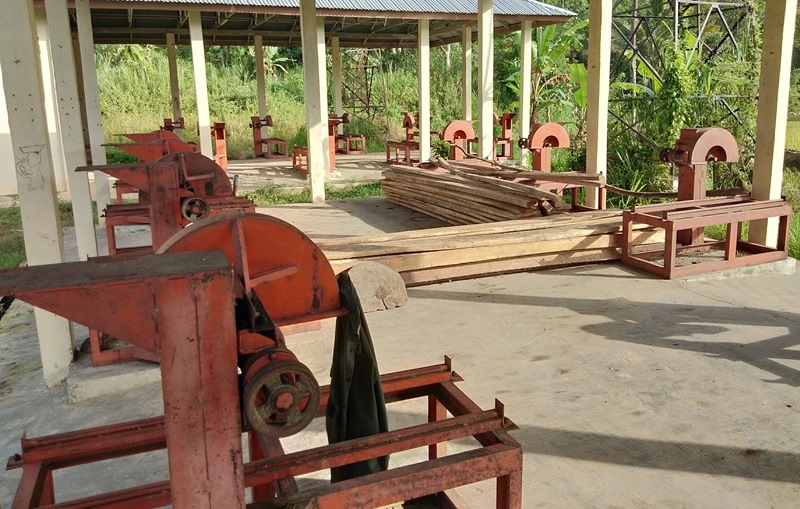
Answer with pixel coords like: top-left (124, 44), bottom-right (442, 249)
top-left (1, 199), bottom-right (798, 508)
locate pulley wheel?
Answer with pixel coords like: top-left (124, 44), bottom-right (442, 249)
top-left (181, 196), bottom-right (211, 222)
top-left (243, 359), bottom-right (320, 438)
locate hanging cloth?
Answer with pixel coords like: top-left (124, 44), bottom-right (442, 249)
top-left (325, 272), bottom-right (390, 482)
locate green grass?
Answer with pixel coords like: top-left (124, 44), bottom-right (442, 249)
top-left (786, 121), bottom-right (800, 151)
top-left (0, 206), bottom-right (25, 270)
top-left (245, 182), bottom-right (384, 206)
top-left (705, 215), bottom-right (800, 259)
top-left (0, 203), bottom-right (76, 269)
top-left (704, 168), bottom-right (800, 258)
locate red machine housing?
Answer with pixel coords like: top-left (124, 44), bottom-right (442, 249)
top-left (80, 152), bottom-right (254, 256)
top-left (659, 127), bottom-right (740, 245)
top-left (1, 212), bottom-right (523, 508)
top-left (622, 127), bottom-right (790, 278)
top-left (440, 120), bottom-right (475, 160)
top-left (251, 115), bottom-right (289, 158)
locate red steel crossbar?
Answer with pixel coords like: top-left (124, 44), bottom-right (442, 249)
top-left (7, 361), bottom-right (521, 509)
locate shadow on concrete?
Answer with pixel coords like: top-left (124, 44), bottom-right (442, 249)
top-left (321, 198), bottom-right (447, 234)
top-left (378, 408), bottom-right (800, 485)
top-left (509, 424), bottom-right (800, 484)
top-left (406, 288), bottom-right (800, 387)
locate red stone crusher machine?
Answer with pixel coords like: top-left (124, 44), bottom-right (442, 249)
top-left (0, 212), bottom-right (523, 508)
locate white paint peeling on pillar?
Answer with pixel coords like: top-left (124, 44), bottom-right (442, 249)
top-left (585, 0), bottom-right (612, 209)
top-left (0, 66), bottom-right (18, 195)
top-left (1, 0), bottom-right (74, 387)
top-left (254, 35), bottom-right (267, 121)
top-left (35, 8), bottom-right (68, 194)
top-left (189, 11), bottom-right (213, 158)
top-left (750, 0), bottom-right (797, 246)
top-left (299, 0), bottom-right (328, 202)
top-left (166, 33), bottom-right (183, 137)
top-left (519, 21), bottom-right (532, 165)
top-left (462, 27), bottom-right (472, 121)
top-left (76, 0), bottom-right (111, 226)
top-left (418, 19), bottom-right (431, 163)
top-left (331, 36), bottom-right (344, 135)
top-left (45, 0), bottom-right (98, 260)
top-left (71, 33), bottom-right (90, 150)
top-left (477, 0), bottom-right (494, 159)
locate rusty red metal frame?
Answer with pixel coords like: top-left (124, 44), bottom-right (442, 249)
top-left (621, 197), bottom-right (791, 279)
top-left (250, 116), bottom-right (289, 159)
top-left (1, 251), bottom-right (246, 509)
top-left (7, 360), bottom-right (522, 509)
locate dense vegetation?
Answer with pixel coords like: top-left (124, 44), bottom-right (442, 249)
top-left (6, 0), bottom-right (800, 269)
top-left (96, 2), bottom-right (775, 199)
top-left (89, 0), bottom-right (800, 261)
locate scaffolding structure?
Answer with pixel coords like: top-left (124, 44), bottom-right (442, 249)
top-left (609, 0), bottom-right (755, 149)
top-left (341, 48), bottom-right (387, 122)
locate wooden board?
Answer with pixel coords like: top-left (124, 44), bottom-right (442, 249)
top-left (320, 211), bottom-right (662, 286)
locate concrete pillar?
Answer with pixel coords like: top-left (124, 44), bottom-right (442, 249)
top-left (477, 0), bottom-right (494, 159)
top-left (45, 0), bottom-right (98, 260)
top-left (254, 35), bottom-right (267, 118)
top-left (189, 11), bottom-right (213, 158)
top-left (71, 33), bottom-right (90, 150)
top-left (35, 8), bottom-right (68, 194)
top-left (519, 21), bottom-right (532, 165)
top-left (299, 0), bottom-right (328, 202)
top-left (331, 36), bottom-right (344, 135)
top-left (76, 0), bottom-right (111, 225)
top-left (462, 27), bottom-right (472, 121)
top-left (0, 0), bottom-right (74, 387)
top-left (0, 68), bottom-right (16, 195)
top-left (585, 0), bottom-right (612, 209)
top-left (166, 33), bottom-right (183, 137)
top-left (750, 0), bottom-right (797, 246)
top-left (418, 19), bottom-right (431, 163)
top-left (254, 35), bottom-right (267, 141)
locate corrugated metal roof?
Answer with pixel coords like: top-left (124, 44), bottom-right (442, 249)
top-left (317, 0), bottom-right (573, 16)
top-left (98, 0), bottom-right (574, 17)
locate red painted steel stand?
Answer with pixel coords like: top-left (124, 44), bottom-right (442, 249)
top-left (2, 215), bottom-right (523, 508)
top-left (622, 128), bottom-right (790, 278)
top-left (80, 152), bottom-right (254, 256)
top-left (1, 251), bottom-right (246, 509)
top-left (517, 122), bottom-right (606, 210)
top-left (6, 359), bottom-right (521, 508)
top-left (494, 113), bottom-right (516, 161)
top-left (251, 115), bottom-right (289, 158)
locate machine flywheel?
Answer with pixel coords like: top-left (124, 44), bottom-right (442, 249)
top-left (243, 357), bottom-right (320, 438)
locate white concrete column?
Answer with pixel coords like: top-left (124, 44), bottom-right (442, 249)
top-left (71, 33), bottom-right (90, 150)
top-left (0, 68), bottom-right (16, 195)
top-left (418, 19), bottom-right (431, 163)
top-left (166, 33), bottom-right (183, 136)
top-left (585, 0), bottom-right (612, 209)
top-left (76, 0), bottom-right (111, 225)
top-left (751, 0), bottom-right (797, 246)
top-left (331, 36), bottom-right (344, 135)
top-left (45, 0), bottom-right (98, 260)
top-left (477, 0), bottom-right (494, 159)
top-left (1, 0), bottom-right (74, 387)
top-left (35, 8), bottom-right (68, 194)
top-left (299, 0), bottom-right (328, 202)
top-left (254, 35), bottom-right (267, 140)
top-left (189, 11), bottom-right (213, 158)
top-left (255, 35), bottom-right (267, 118)
top-left (462, 27), bottom-right (472, 121)
top-left (519, 21), bottom-right (532, 165)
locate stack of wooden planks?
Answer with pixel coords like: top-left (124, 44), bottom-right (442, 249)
top-left (317, 210), bottom-right (663, 286)
top-left (381, 165), bottom-right (569, 224)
